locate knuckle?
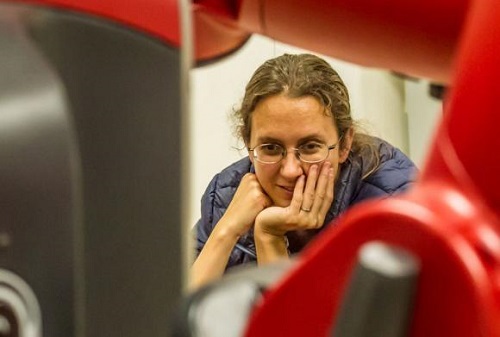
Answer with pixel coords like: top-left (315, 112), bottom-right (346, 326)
top-left (251, 189), bottom-right (262, 198)
top-left (244, 173), bottom-right (257, 182)
top-left (314, 216), bottom-right (325, 228)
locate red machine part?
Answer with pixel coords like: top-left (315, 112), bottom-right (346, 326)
top-left (245, 183), bottom-right (500, 336)
top-left (433, 0), bottom-right (500, 215)
top-left (11, 0), bottom-right (471, 82)
top-left (6, 0), bottom-right (253, 65)
top-left (192, 0), bottom-right (250, 63)
top-left (244, 0), bottom-right (500, 336)
top-left (196, 0), bottom-right (470, 82)
top-left (9, 0), bottom-right (182, 46)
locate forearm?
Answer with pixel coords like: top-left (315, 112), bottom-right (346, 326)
top-left (189, 221), bottom-right (240, 291)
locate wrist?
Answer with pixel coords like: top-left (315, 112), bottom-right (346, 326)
top-left (254, 221), bottom-right (287, 245)
top-left (254, 222), bottom-right (289, 265)
top-left (254, 214), bottom-right (287, 237)
top-left (213, 216), bottom-right (244, 242)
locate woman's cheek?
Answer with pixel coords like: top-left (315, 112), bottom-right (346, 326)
top-left (254, 165), bottom-right (274, 187)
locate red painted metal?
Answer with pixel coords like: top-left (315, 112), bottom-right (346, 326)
top-left (193, 0), bottom-right (471, 80)
top-left (5, 0), bottom-right (181, 46)
top-left (236, 0), bottom-right (470, 83)
top-left (244, 0), bottom-right (500, 336)
top-left (193, 1), bottom-right (250, 63)
top-left (245, 185), bottom-right (500, 336)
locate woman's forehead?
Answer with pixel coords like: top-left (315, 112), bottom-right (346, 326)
top-left (250, 95), bottom-right (338, 142)
top-left (252, 95), bottom-right (328, 119)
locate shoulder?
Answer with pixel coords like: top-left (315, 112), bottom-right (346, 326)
top-left (210, 156), bottom-right (253, 190)
top-left (331, 136), bottom-right (416, 217)
top-left (357, 136), bottom-right (418, 195)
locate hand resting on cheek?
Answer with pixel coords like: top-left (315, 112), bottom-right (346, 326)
top-left (253, 161), bottom-right (335, 264)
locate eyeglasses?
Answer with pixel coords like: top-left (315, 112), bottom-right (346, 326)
top-left (249, 138), bottom-right (343, 164)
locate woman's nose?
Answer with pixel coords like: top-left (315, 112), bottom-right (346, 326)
top-left (280, 151), bottom-right (304, 179)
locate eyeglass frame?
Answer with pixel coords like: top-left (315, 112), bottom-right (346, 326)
top-left (248, 135), bottom-right (344, 164)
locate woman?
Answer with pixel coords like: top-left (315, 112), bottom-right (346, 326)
top-left (191, 53), bottom-right (417, 289)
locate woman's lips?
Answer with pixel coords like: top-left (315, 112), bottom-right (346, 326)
top-left (278, 185), bottom-right (295, 198)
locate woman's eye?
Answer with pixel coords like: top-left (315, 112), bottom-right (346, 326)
top-left (301, 142), bottom-right (322, 152)
top-left (261, 144), bottom-right (281, 154)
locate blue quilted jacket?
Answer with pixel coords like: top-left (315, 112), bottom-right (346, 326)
top-left (194, 136), bottom-right (417, 270)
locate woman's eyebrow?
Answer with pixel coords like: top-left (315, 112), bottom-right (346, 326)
top-left (296, 134), bottom-right (325, 143)
top-left (256, 134), bottom-right (326, 144)
top-left (256, 136), bottom-right (282, 144)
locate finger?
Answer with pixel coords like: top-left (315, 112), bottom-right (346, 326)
top-left (318, 166), bottom-right (335, 220)
top-left (301, 164), bottom-right (319, 212)
top-left (290, 175), bottom-right (306, 213)
top-left (310, 161), bottom-right (331, 214)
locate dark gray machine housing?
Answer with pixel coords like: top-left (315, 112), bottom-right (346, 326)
top-left (0, 3), bottom-right (184, 336)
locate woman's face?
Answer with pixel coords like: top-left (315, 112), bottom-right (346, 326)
top-left (248, 94), bottom-right (350, 207)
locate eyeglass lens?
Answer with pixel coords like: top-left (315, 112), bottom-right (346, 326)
top-left (254, 143), bottom-right (330, 163)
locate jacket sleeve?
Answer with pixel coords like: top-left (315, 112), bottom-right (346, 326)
top-left (192, 173), bottom-right (247, 265)
top-left (193, 173), bottom-right (220, 258)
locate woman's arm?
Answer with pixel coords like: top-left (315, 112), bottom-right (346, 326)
top-left (189, 173), bottom-right (271, 290)
top-left (189, 217), bottom-right (242, 290)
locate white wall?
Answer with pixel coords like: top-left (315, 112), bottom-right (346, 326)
top-left (405, 80), bottom-right (443, 166)
top-left (189, 34), bottom-right (441, 227)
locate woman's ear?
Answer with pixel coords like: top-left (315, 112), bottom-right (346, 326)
top-left (339, 128), bottom-right (354, 164)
